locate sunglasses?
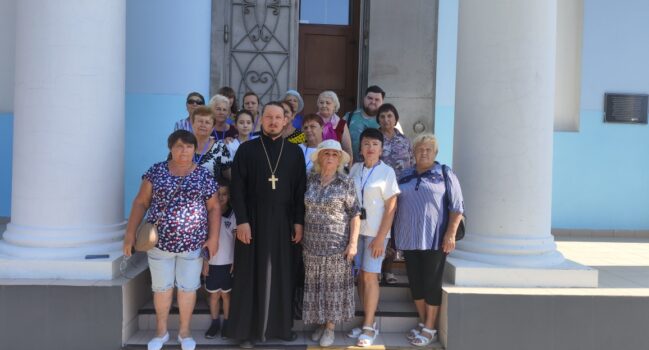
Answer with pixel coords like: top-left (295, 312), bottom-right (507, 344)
top-left (187, 99), bottom-right (204, 105)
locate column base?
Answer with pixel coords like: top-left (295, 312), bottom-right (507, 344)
top-left (445, 256), bottom-right (598, 287)
top-left (0, 251), bottom-right (125, 280)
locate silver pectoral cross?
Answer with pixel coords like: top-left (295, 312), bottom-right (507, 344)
top-left (268, 174), bottom-right (278, 190)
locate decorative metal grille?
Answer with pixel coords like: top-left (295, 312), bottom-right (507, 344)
top-left (228, 0), bottom-right (292, 104)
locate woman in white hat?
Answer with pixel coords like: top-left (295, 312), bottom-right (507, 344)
top-left (302, 139), bottom-right (361, 347)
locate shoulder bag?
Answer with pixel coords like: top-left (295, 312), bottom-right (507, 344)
top-left (442, 164), bottom-right (466, 241)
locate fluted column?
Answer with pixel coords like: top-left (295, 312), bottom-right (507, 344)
top-left (0, 0), bottom-right (126, 279)
top-left (447, 0), bottom-right (596, 287)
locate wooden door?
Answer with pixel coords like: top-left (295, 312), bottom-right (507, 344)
top-left (298, 1), bottom-right (360, 116)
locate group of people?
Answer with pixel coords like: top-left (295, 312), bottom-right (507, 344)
top-left (122, 85), bottom-right (465, 350)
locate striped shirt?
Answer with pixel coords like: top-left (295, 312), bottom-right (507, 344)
top-left (394, 163), bottom-right (464, 251)
top-left (174, 117), bottom-right (192, 132)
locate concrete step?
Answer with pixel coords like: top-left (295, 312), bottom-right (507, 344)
top-left (137, 300), bottom-right (418, 333)
top-left (124, 329), bottom-right (444, 349)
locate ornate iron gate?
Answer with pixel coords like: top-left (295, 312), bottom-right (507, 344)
top-left (211, 0), bottom-right (299, 104)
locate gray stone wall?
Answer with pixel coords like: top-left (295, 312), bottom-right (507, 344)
top-left (367, 0), bottom-right (438, 138)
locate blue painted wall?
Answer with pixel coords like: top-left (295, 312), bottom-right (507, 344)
top-left (432, 0), bottom-right (649, 229)
top-left (124, 0), bottom-right (212, 215)
top-left (551, 0), bottom-right (649, 229)
top-left (126, 0), bottom-right (211, 95)
top-left (0, 113), bottom-right (12, 216)
top-left (434, 0), bottom-right (459, 166)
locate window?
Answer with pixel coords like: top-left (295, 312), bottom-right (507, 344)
top-left (299, 0), bottom-right (350, 25)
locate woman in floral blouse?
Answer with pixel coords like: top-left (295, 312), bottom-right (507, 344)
top-left (302, 140), bottom-right (361, 347)
top-left (123, 130), bottom-right (220, 350)
top-left (190, 105), bottom-right (234, 180)
top-left (377, 103), bottom-right (414, 179)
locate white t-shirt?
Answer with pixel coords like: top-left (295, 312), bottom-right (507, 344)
top-left (208, 209), bottom-right (236, 266)
top-left (226, 138), bottom-right (241, 157)
top-left (349, 161), bottom-right (400, 238)
top-left (298, 144), bottom-right (317, 173)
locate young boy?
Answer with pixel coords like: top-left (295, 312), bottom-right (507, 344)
top-left (203, 178), bottom-right (236, 338)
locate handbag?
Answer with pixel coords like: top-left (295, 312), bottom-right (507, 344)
top-left (134, 171), bottom-right (190, 252)
top-left (134, 221), bottom-right (158, 252)
top-left (442, 164), bottom-right (466, 241)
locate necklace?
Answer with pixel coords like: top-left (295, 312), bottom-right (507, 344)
top-left (259, 136), bottom-right (285, 190)
top-left (213, 125), bottom-right (227, 140)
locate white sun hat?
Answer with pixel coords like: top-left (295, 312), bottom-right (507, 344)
top-left (310, 139), bottom-right (351, 166)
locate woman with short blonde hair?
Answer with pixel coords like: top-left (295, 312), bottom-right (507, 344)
top-left (394, 132), bottom-right (464, 347)
top-left (316, 90), bottom-right (353, 165)
top-left (209, 94), bottom-right (237, 141)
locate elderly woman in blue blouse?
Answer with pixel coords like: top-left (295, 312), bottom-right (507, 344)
top-left (394, 133), bottom-right (464, 347)
top-left (123, 130), bottom-right (221, 350)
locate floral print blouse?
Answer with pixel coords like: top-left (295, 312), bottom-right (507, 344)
top-left (303, 172), bottom-right (360, 256)
top-left (381, 130), bottom-right (414, 179)
top-left (143, 161), bottom-right (218, 253)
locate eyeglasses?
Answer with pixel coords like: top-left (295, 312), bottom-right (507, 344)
top-left (187, 99), bottom-right (204, 105)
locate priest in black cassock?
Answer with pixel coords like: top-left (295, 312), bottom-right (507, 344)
top-left (222, 101), bottom-right (306, 347)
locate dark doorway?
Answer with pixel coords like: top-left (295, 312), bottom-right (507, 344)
top-left (298, 0), bottom-right (360, 116)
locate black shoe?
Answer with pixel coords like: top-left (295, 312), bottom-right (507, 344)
top-left (278, 331), bottom-right (298, 342)
top-left (205, 319), bottom-right (220, 339)
top-left (221, 319), bottom-right (229, 339)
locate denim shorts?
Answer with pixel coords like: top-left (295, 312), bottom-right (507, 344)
top-left (147, 247), bottom-right (203, 292)
top-left (355, 235), bottom-right (389, 274)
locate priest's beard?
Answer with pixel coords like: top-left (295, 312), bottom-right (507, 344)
top-left (263, 129), bottom-right (283, 139)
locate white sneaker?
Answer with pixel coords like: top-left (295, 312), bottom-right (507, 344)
top-left (320, 328), bottom-right (335, 347)
top-left (147, 332), bottom-right (169, 350)
top-left (177, 334), bottom-right (196, 350)
top-left (311, 325), bottom-right (325, 342)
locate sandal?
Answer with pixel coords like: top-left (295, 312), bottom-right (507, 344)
top-left (356, 324), bottom-right (379, 347)
top-left (407, 322), bottom-right (425, 340)
top-left (411, 327), bottom-right (437, 347)
top-left (346, 327), bottom-right (362, 338)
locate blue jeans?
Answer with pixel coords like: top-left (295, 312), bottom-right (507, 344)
top-left (355, 235), bottom-right (389, 274)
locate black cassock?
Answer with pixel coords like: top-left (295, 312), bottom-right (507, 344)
top-left (223, 134), bottom-right (306, 341)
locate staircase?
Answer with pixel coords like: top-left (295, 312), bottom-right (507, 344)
top-left (123, 268), bottom-right (444, 349)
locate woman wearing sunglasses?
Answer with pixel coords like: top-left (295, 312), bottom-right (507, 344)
top-left (174, 91), bottom-right (206, 132)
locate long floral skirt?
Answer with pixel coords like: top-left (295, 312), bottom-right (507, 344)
top-left (302, 251), bottom-right (355, 324)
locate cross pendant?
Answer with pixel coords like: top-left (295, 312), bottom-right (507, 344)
top-left (268, 174), bottom-right (278, 190)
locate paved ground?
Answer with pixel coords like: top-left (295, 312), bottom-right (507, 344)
top-left (444, 235), bottom-right (649, 296)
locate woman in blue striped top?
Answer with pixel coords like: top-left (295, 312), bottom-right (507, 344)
top-left (393, 133), bottom-right (464, 347)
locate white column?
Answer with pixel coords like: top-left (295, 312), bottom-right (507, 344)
top-left (447, 0), bottom-right (596, 287)
top-left (0, 0), bottom-right (126, 279)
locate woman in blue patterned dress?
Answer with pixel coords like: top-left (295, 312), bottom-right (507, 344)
top-left (123, 130), bottom-right (221, 350)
